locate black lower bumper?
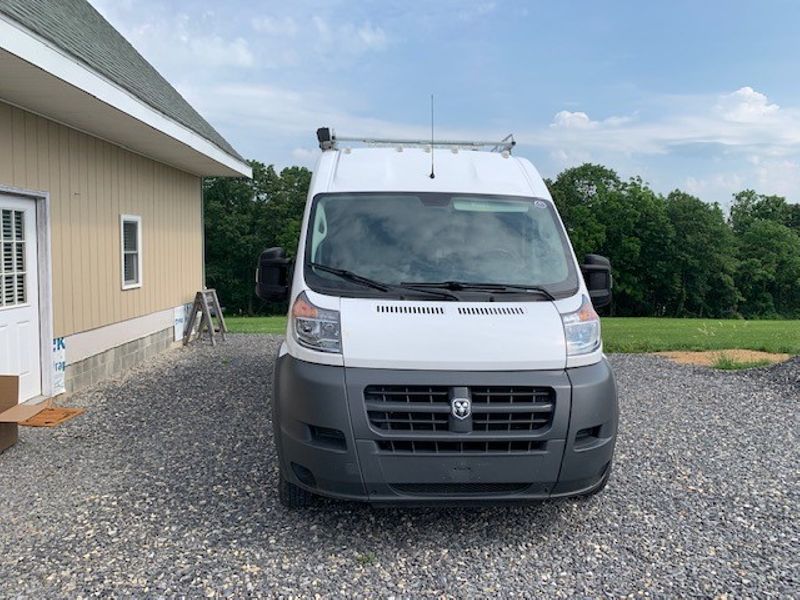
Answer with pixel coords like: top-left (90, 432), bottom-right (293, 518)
top-left (271, 352), bottom-right (618, 503)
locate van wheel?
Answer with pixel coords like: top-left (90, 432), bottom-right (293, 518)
top-left (278, 472), bottom-right (314, 508)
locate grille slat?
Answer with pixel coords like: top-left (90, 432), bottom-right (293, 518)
top-left (390, 482), bottom-right (529, 495)
top-left (471, 403), bottom-right (553, 413)
top-left (366, 401), bottom-right (451, 413)
top-left (377, 439), bottom-right (547, 454)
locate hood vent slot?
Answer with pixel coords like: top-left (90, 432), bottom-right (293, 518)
top-left (376, 305), bottom-right (445, 315)
top-left (458, 306), bottom-right (525, 316)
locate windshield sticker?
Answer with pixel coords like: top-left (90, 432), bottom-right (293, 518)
top-left (534, 200), bottom-right (547, 209)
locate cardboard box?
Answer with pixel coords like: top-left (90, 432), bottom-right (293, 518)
top-left (0, 376), bottom-right (47, 453)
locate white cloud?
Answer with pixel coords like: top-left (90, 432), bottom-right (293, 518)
top-left (181, 82), bottom-right (479, 144)
top-left (549, 111), bottom-right (635, 131)
top-left (551, 111), bottom-right (596, 129)
top-left (251, 15), bottom-right (298, 37)
top-left (357, 22), bottom-right (389, 50)
top-left (550, 147), bottom-right (593, 167)
top-left (684, 173), bottom-right (745, 201)
top-left (189, 35), bottom-right (254, 68)
top-left (753, 158), bottom-right (800, 198)
top-left (90, 2), bottom-right (391, 77)
top-left (312, 16), bottom-right (389, 54)
top-left (716, 86), bottom-right (780, 123)
top-left (535, 87), bottom-right (800, 158)
top-left (123, 15), bottom-right (255, 69)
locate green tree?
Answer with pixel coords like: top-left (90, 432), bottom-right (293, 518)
top-left (735, 220), bottom-right (800, 317)
top-left (201, 157), bottom-right (799, 319)
top-left (664, 191), bottom-right (738, 317)
top-left (595, 177), bottom-right (676, 316)
top-left (546, 163), bottom-right (621, 260)
top-left (549, 166), bottom-right (677, 316)
top-left (204, 161), bottom-right (311, 314)
top-left (730, 190), bottom-right (795, 234)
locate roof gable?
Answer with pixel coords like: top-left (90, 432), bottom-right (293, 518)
top-left (0, 0), bottom-right (243, 162)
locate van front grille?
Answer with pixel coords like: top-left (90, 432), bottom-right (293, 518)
top-left (376, 439), bottom-right (546, 454)
top-left (364, 385), bottom-right (555, 436)
top-left (390, 482), bottom-right (529, 496)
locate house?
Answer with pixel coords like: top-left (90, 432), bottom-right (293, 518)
top-left (0, 0), bottom-right (251, 402)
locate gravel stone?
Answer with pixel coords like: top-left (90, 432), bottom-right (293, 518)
top-left (0, 335), bottom-right (797, 597)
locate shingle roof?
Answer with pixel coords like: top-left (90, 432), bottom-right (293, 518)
top-left (0, 0), bottom-right (244, 161)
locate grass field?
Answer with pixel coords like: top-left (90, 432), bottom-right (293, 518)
top-left (226, 315), bottom-right (800, 355)
top-left (601, 317), bottom-right (800, 354)
top-left (226, 315), bottom-right (288, 335)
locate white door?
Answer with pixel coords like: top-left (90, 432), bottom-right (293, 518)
top-left (0, 195), bottom-right (41, 401)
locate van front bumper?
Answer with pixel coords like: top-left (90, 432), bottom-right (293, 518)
top-left (271, 353), bottom-right (618, 503)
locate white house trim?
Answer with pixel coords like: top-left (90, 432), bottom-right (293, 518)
top-left (120, 214), bottom-right (143, 291)
top-left (0, 14), bottom-right (251, 178)
top-left (0, 184), bottom-right (54, 400)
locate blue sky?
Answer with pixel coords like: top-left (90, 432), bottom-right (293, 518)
top-left (90, 0), bottom-right (800, 207)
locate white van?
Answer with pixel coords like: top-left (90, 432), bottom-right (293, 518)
top-left (257, 128), bottom-right (617, 507)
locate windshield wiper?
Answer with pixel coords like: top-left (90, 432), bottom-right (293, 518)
top-left (309, 263), bottom-right (458, 301)
top-left (310, 262), bottom-right (389, 292)
top-left (401, 281), bottom-right (556, 301)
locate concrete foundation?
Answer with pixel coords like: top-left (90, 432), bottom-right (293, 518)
top-left (64, 327), bottom-right (175, 394)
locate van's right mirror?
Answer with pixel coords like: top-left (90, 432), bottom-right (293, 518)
top-left (580, 254), bottom-right (612, 308)
top-left (255, 247), bottom-right (292, 302)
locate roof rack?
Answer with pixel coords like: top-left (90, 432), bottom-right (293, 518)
top-left (316, 127), bottom-right (515, 153)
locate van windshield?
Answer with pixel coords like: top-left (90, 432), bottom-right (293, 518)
top-left (304, 193), bottom-right (579, 299)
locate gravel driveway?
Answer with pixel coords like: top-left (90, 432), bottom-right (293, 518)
top-left (1, 335), bottom-right (797, 597)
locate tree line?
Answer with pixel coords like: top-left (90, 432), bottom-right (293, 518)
top-left (204, 160), bottom-right (800, 318)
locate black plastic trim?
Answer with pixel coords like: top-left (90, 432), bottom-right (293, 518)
top-left (271, 353), bottom-right (618, 503)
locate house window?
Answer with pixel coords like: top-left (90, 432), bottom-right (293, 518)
top-left (0, 209), bottom-right (26, 306)
top-left (120, 215), bottom-right (142, 289)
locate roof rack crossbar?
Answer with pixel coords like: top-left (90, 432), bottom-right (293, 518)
top-left (317, 128), bottom-right (515, 153)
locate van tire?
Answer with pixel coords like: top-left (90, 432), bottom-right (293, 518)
top-left (278, 472), bottom-right (314, 508)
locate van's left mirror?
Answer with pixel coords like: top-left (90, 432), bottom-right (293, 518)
top-left (581, 254), bottom-right (612, 308)
top-left (256, 247), bottom-right (292, 302)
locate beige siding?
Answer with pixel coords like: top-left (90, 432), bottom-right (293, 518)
top-left (0, 101), bottom-right (203, 338)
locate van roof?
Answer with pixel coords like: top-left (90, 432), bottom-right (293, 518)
top-left (311, 147), bottom-right (551, 199)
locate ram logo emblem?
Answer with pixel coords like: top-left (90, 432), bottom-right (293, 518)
top-left (451, 397), bottom-right (471, 420)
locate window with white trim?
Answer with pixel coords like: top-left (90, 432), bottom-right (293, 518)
top-left (120, 215), bottom-right (142, 289)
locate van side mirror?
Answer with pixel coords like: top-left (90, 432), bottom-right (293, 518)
top-left (256, 247), bottom-right (292, 302)
top-left (581, 254), bottom-right (612, 308)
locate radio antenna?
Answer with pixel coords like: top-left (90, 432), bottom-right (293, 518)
top-left (429, 94), bottom-right (435, 179)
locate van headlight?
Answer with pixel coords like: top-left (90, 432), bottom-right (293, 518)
top-left (291, 292), bottom-right (342, 353)
top-left (561, 295), bottom-right (601, 356)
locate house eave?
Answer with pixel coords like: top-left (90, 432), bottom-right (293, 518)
top-left (0, 15), bottom-right (251, 178)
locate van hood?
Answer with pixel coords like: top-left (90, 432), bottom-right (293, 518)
top-left (339, 298), bottom-right (567, 371)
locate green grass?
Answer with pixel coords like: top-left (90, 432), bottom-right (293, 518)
top-left (226, 315), bottom-right (288, 334)
top-left (226, 315), bottom-right (800, 355)
top-left (601, 317), bottom-right (800, 354)
top-left (711, 355), bottom-right (773, 371)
